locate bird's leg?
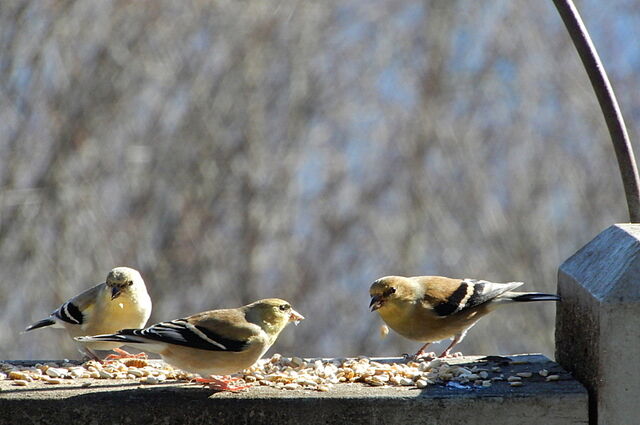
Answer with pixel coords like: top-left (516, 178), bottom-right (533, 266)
top-left (415, 342), bottom-right (431, 356)
top-left (104, 347), bottom-right (149, 361)
top-left (412, 342), bottom-right (437, 360)
top-left (438, 335), bottom-right (463, 358)
top-left (194, 375), bottom-right (249, 392)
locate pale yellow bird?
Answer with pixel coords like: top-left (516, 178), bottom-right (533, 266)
top-left (369, 275), bottom-right (560, 358)
top-left (25, 267), bottom-right (152, 360)
top-left (76, 298), bottom-right (303, 391)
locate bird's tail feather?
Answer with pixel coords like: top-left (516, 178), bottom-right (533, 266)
top-left (75, 332), bottom-right (143, 345)
top-left (24, 318), bottom-right (56, 332)
top-left (509, 292), bottom-right (561, 302)
top-left (75, 331), bottom-right (166, 353)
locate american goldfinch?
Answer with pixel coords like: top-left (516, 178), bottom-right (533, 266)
top-left (25, 267), bottom-right (152, 360)
top-left (369, 275), bottom-right (560, 358)
top-left (75, 298), bottom-right (304, 390)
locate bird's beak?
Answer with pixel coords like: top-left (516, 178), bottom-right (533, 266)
top-left (289, 309), bottom-right (304, 326)
top-left (369, 295), bottom-right (384, 312)
top-left (111, 286), bottom-right (122, 300)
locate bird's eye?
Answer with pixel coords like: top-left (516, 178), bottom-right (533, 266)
top-left (279, 304), bottom-right (290, 311)
top-left (127, 280), bottom-right (134, 286)
top-left (383, 287), bottom-right (396, 297)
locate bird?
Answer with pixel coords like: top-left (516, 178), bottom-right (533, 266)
top-left (369, 275), bottom-right (560, 358)
top-left (25, 266), bottom-right (152, 361)
top-left (75, 298), bottom-right (304, 391)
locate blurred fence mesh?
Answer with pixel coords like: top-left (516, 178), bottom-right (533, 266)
top-left (1, 0), bottom-right (638, 359)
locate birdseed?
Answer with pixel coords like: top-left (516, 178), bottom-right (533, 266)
top-left (0, 355), bottom-right (563, 392)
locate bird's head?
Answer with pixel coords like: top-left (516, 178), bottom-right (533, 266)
top-left (369, 276), bottom-right (410, 312)
top-left (246, 298), bottom-right (304, 334)
top-left (106, 267), bottom-right (143, 300)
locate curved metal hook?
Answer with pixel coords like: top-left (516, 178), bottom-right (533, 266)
top-left (553, 0), bottom-right (640, 222)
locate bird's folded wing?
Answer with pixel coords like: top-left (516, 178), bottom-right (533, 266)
top-left (53, 300), bottom-right (85, 325)
top-left (120, 316), bottom-right (252, 352)
top-left (52, 283), bottom-right (104, 325)
top-left (417, 277), bottom-right (523, 317)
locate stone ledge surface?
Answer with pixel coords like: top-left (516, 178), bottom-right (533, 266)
top-left (0, 354), bottom-right (587, 425)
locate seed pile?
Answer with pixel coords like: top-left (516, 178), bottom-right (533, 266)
top-left (241, 354), bottom-right (559, 391)
top-left (0, 355), bottom-right (562, 391)
top-left (0, 358), bottom-right (191, 387)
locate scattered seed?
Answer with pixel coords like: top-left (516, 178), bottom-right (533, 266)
top-left (516, 372), bottom-right (532, 378)
top-left (98, 370), bottom-right (114, 379)
top-left (270, 354), bottom-right (282, 363)
top-left (510, 381), bottom-right (523, 387)
top-left (365, 376), bottom-right (386, 387)
top-left (142, 376), bottom-right (158, 384)
top-left (128, 368), bottom-right (144, 377)
top-left (289, 357), bottom-right (304, 368)
top-left (46, 368), bottom-right (67, 378)
top-left (428, 359), bottom-right (445, 368)
top-left (9, 371), bottom-right (30, 381)
top-left (70, 368), bottom-right (85, 378)
top-left (415, 379), bottom-right (428, 389)
top-left (124, 359), bottom-right (148, 368)
top-left (546, 375), bottom-right (560, 382)
top-left (398, 377), bottom-right (414, 386)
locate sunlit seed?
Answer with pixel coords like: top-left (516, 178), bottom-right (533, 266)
top-left (142, 376), bottom-right (158, 384)
top-left (416, 379), bottom-right (428, 389)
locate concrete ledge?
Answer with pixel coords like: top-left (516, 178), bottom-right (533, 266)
top-left (0, 355), bottom-right (587, 425)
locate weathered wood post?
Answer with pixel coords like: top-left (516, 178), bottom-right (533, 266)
top-left (556, 223), bottom-right (640, 424)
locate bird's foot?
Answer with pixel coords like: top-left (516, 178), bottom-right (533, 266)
top-left (104, 347), bottom-right (149, 362)
top-left (403, 351), bottom-right (438, 362)
top-left (194, 375), bottom-right (249, 392)
top-left (437, 350), bottom-right (463, 359)
top-left (417, 351), bottom-right (438, 361)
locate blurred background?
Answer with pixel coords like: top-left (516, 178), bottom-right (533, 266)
top-left (1, 0), bottom-right (638, 360)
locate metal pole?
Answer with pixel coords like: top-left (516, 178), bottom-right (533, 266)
top-left (552, 0), bottom-right (640, 223)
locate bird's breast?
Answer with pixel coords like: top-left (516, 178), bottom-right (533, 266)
top-left (379, 303), bottom-right (461, 342)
